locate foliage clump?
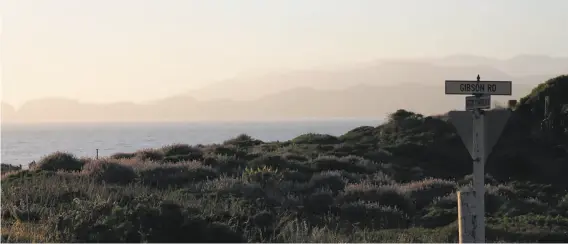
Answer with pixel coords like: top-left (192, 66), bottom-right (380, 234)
top-left (82, 159), bottom-right (137, 185)
top-left (35, 152), bottom-right (85, 172)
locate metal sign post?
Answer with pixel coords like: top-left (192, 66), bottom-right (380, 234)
top-left (471, 101), bottom-right (485, 242)
top-left (446, 75), bottom-right (512, 243)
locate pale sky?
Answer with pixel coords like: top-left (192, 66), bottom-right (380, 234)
top-left (1, 0), bottom-right (567, 107)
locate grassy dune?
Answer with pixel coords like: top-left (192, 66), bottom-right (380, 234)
top-left (1, 75), bottom-right (567, 243)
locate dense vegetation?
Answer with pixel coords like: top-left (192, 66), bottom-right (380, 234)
top-left (1, 75), bottom-right (567, 243)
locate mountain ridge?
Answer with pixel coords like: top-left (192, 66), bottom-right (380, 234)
top-left (2, 55), bottom-right (567, 123)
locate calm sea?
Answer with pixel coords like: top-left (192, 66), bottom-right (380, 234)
top-left (1, 119), bottom-right (382, 167)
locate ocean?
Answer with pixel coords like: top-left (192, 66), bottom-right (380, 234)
top-left (1, 119), bottom-right (382, 167)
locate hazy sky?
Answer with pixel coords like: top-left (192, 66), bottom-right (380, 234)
top-left (1, 0), bottom-right (567, 107)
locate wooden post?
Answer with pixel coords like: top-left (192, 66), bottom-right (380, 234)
top-left (458, 190), bottom-right (476, 243)
top-left (96, 149), bottom-right (99, 160)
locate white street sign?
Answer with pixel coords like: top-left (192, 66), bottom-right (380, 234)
top-left (445, 80), bottom-right (512, 95)
top-left (466, 95), bottom-right (491, 111)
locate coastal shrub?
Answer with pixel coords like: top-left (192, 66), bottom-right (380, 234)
top-left (339, 201), bottom-right (408, 229)
top-left (242, 152), bottom-right (263, 161)
top-left (248, 154), bottom-right (290, 171)
top-left (403, 178), bottom-right (457, 210)
top-left (36, 152), bottom-right (85, 172)
top-left (308, 171), bottom-right (346, 194)
top-left (223, 134), bottom-right (263, 147)
top-left (136, 162), bottom-right (218, 188)
top-left (363, 149), bottom-right (393, 163)
top-left (280, 152), bottom-right (309, 162)
top-left (281, 170), bottom-right (311, 182)
top-left (200, 176), bottom-right (246, 196)
top-left (329, 143), bottom-right (357, 157)
top-left (205, 145), bottom-right (246, 158)
top-left (1, 164), bottom-right (22, 174)
top-left (163, 153), bottom-right (203, 163)
top-left (418, 206), bottom-right (457, 228)
top-left (292, 133), bottom-right (340, 145)
top-left (161, 143), bottom-right (198, 156)
top-left (339, 126), bottom-right (378, 143)
top-left (110, 152), bottom-right (136, 160)
top-left (243, 166), bottom-right (282, 187)
top-left (429, 194), bottom-right (457, 209)
top-left (339, 183), bottom-right (414, 215)
top-left (250, 210), bottom-right (274, 229)
top-left (202, 154), bottom-right (247, 175)
top-left (48, 200), bottom-right (244, 243)
top-left (1, 202), bottom-right (44, 222)
top-left (363, 171), bottom-right (395, 185)
top-left (311, 155), bottom-right (369, 174)
top-left (82, 159), bottom-right (136, 185)
top-left (0, 170), bottom-right (51, 182)
top-left (558, 194), bottom-right (568, 215)
top-left (303, 189), bottom-right (335, 214)
top-left (134, 149), bottom-right (165, 161)
top-left (416, 193), bottom-right (458, 228)
top-left (340, 155), bottom-right (378, 171)
top-left (500, 197), bottom-right (550, 217)
top-left (284, 160), bottom-right (314, 174)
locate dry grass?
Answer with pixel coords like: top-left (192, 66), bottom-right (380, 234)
top-left (1, 220), bottom-right (51, 243)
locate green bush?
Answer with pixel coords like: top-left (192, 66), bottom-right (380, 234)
top-left (223, 134), bottom-right (263, 147)
top-left (163, 154), bottom-right (203, 163)
top-left (403, 178), bottom-right (457, 210)
top-left (292, 133), bottom-right (340, 144)
top-left (49, 199), bottom-right (244, 243)
top-left (1, 164), bottom-right (22, 174)
top-left (363, 149), bottom-right (393, 163)
top-left (308, 171), bottom-right (346, 194)
top-left (248, 154), bottom-right (290, 170)
top-left (82, 159), bottom-right (136, 185)
top-left (363, 171), bottom-right (395, 185)
top-left (311, 155), bottom-right (371, 174)
top-left (136, 163), bottom-right (218, 189)
top-left (558, 194), bottom-right (568, 214)
top-left (339, 201), bottom-right (409, 229)
top-left (135, 149), bottom-right (165, 161)
top-left (110, 152), bottom-right (136, 160)
top-left (280, 152), bottom-right (309, 162)
top-left (281, 170), bottom-right (311, 182)
top-left (304, 189), bottom-right (335, 213)
top-left (36, 152), bottom-right (85, 172)
top-left (418, 207), bottom-right (457, 228)
top-left (202, 154), bottom-right (247, 175)
top-left (340, 126), bottom-right (379, 144)
top-left (243, 166), bottom-right (282, 187)
top-left (206, 145), bottom-right (246, 158)
top-left (339, 183), bottom-right (414, 215)
top-left (161, 143), bottom-right (200, 157)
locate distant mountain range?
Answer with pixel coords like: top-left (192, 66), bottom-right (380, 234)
top-left (2, 55), bottom-right (567, 123)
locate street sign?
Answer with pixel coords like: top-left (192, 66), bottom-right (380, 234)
top-left (446, 75), bottom-right (513, 244)
top-left (447, 110), bottom-right (511, 160)
top-left (448, 111), bottom-right (474, 156)
top-left (484, 109), bottom-right (511, 158)
top-left (445, 80), bottom-right (512, 95)
top-left (466, 95), bottom-right (491, 111)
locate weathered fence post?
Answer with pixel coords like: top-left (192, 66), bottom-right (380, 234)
top-left (458, 190), bottom-right (476, 243)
